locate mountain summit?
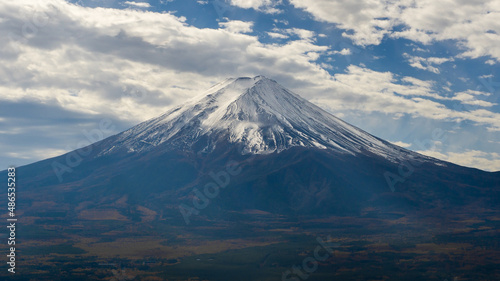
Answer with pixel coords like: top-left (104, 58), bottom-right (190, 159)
top-left (102, 76), bottom-right (430, 164)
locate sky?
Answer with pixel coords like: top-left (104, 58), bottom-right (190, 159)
top-left (0, 0), bottom-right (499, 171)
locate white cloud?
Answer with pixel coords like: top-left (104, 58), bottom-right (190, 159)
top-left (391, 141), bottom-right (412, 148)
top-left (229, 0), bottom-right (282, 14)
top-left (290, 0), bottom-right (500, 62)
top-left (0, 0), bottom-right (329, 123)
top-left (290, 0), bottom-right (401, 46)
top-left (124, 1), bottom-right (151, 8)
top-left (465, 90), bottom-right (490, 96)
top-left (403, 53), bottom-right (454, 74)
top-left (329, 48), bottom-right (351, 56)
top-left (273, 18), bottom-right (289, 25)
top-left (285, 28), bottom-right (316, 40)
top-left (267, 32), bottom-right (288, 39)
top-left (308, 65), bottom-right (500, 131)
top-left (396, 0), bottom-right (500, 62)
top-left (270, 28), bottom-right (316, 41)
top-left (287, 28), bottom-right (315, 40)
top-left (451, 90), bottom-right (497, 107)
top-left (230, 0), bottom-right (269, 9)
top-left (219, 20), bottom-right (254, 33)
top-left (417, 150), bottom-right (500, 172)
top-left (6, 148), bottom-right (69, 160)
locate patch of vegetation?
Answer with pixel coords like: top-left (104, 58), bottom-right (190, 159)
top-left (22, 243), bottom-right (87, 255)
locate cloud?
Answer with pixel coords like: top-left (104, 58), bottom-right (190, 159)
top-left (309, 65), bottom-right (500, 131)
top-left (229, 0), bottom-right (282, 14)
top-left (416, 149), bottom-right (500, 172)
top-left (0, 0), bottom-right (329, 123)
top-left (0, 98), bottom-right (128, 167)
top-left (267, 32), bottom-right (288, 39)
top-left (290, 0), bottom-right (500, 62)
top-left (329, 48), bottom-right (351, 56)
top-left (289, 0), bottom-right (400, 46)
top-left (391, 141), bottom-right (412, 148)
top-left (395, 0), bottom-right (500, 62)
top-left (452, 90), bottom-right (497, 107)
top-left (219, 20), bottom-right (254, 33)
top-left (286, 28), bottom-right (315, 40)
top-left (6, 149), bottom-right (68, 161)
top-left (124, 1), bottom-right (151, 8)
top-left (479, 74), bottom-right (494, 79)
top-left (403, 53), bottom-right (454, 74)
top-left (268, 27), bottom-right (317, 42)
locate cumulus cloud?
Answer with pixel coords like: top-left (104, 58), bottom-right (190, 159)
top-left (286, 28), bottom-right (315, 40)
top-left (0, 0), bottom-right (328, 120)
top-left (219, 20), bottom-right (254, 33)
top-left (124, 1), bottom-right (151, 8)
top-left (403, 53), bottom-right (454, 74)
top-left (269, 27), bottom-right (316, 41)
top-left (229, 0), bottom-right (282, 14)
top-left (329, 48), bottom-right (352, 56)
top-left (395, 0), bottom-right (500, 62)
top-left (290, 0), bottom-right (500, 62)
top-left (452, 90), bottom-right (497, 107)
top-left (309, 65), bottom-right (500, 131)
top-left (290, 0), bottom-right (398, 46)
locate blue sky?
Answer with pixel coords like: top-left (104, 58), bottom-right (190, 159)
top-left (1, 0), bottom-right (499, 170)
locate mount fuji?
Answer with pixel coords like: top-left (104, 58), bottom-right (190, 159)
top-left (10, 75), bottom-right (498, 224)
top-left (100, 76), bottom-right (432, 162)
top-left (3, 76), bottom-right (500, 280)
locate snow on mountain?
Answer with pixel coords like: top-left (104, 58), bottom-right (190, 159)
top-left (101, 75), bottom-right (434, 163)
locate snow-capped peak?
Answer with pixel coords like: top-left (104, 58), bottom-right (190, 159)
top-left (103, 76), bottom-right (425, 162)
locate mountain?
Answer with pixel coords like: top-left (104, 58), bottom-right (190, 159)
top-left (102, 75), bottom-right (425, 161)
top-left (11, 75), bottom-right (499, 222)
top-left (4, 76), bottom-right (500, 281)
